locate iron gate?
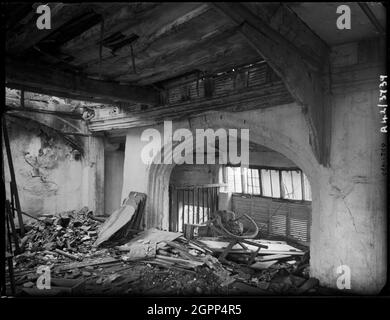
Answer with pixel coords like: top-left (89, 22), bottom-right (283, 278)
top-left (169, 184), bottom-right (220, 232)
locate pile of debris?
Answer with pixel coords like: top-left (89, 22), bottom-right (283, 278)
top-left (15, 207), bottom-right (109, 269)
top-left (10, 191), bottom-right (320, 296)
top-left (115, 228), bottom-right (234, 286)
top-left (109, 228), bottom-right (316, 295)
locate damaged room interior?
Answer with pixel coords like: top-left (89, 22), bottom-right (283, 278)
top-left (1, 2), bottom-right (387, 296)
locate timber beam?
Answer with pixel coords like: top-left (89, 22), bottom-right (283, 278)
top-left (5, 58), bottom-right (160, 106)
top-left (6, 3), bottom-right (92, 54)
top-left (212, 2), bottom-right (332, 166)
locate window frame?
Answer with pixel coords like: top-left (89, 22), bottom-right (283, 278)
top-left (225, 164), bottom-right (312, 204)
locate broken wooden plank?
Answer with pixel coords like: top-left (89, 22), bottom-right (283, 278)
top-left (57, 257), bottom-right (119, 271)
top-left (147, 260), bottom-right (197, 275)
top-left (119, 228), bottom-right (182, 249)
top-left (255, 254), bottom-right (291, 262)
top-left (165, 241), bottom-right (203, 262)
top-left (155, 255), bottom-right (204, 267)
top-left (250, 260), bottom-right (278, 270)
top-left (54, 249), bottom-right (81, 261)
top-left (197, 238), bottom-right (304, 255)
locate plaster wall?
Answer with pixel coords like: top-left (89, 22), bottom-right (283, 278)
top-left (104, 149), bottom-right (125, 215)
top-left (249, 150), bottom-right (296, 168)
top-left (4, 120), bottom-right (84, 218)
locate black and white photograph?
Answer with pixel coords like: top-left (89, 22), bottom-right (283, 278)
top-left (0, 1), bottom-right (388, 313)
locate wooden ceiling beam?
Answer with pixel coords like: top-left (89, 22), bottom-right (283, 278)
top-left (61, 3), bottom-right (208, 67)
top-left (78, 4), bottom-right (223, 79)
top-left (88, 80), bottom-right (294, 131)
top-left (5, 58), bottom-right (160, 105)
top-left (6, 3), bottom-right (92, 54)
top-left (117, 29), bottom-right (258, 85)
top-left (212, 2), bottom-right (332, 166)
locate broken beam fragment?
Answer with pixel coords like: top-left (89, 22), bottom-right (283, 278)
top-left (57, 257), bottom-right (119, 271)
top-left (5, 58), bottom-right (160, 105)
top-left (54, 249), bottom-right (81, 261)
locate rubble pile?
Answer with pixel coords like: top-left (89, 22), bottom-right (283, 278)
top-left (111, 228), bottom-right (315, 295)
top-left (10, 202), bottom-right (319, 296)
top-left (15, 207), bottom-right (108, 269)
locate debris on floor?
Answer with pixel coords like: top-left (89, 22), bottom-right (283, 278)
top-left (15, 207), bottom-right (108, 269)
top-left (9, 206), bottom-right (321, 296)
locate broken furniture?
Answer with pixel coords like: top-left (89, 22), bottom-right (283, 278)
top-left (207, 210), bottom-right (268, 265)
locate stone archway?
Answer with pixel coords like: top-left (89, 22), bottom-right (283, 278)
top-left (144, 107), bottom-right (320, 234)
top-left (144, 135), bottom-right (229, 230)
top-left (127, 102), bottom-right (385, 293)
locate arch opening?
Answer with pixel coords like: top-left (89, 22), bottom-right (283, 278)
top-left (144, 117), bottom-right (319, 248)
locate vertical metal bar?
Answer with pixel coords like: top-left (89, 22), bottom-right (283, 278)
top-left (215, 187), bottom-right (219, 211)
top-left (210, 187), bottom-right (213, 217)
top-left (176, 188), bottom-right (179, 232)
top-left (181, 190), bottom-right (184, 232)
top-left (215, 187), bottom-right (218, 211)
top-left (211, 187), bottom-right (214, 212)
top-left (240, 167), bottom-right (245, 193)
top-left (301, 170), bottom-right (305, 201)
top-left (5, 200), bottom-right (19, 254)
top-left (196, 187), bottom-right (200, 224)
top-left (232, 167), bottom-right (236, 192)
top-left (168, 186), bottom-right (172, 231)
top-left (187, 189), bottom-right (190, 225)
top-left (290, 171), bottom-right (294, 199)
top-left (202, 187), bottom-right (205, 222)
top-left (279, 170), bottom-right (283, 199)
top-left (269, 170), bottom-right (273, 198)
top-left (251, 169), bottom-right (254, 194)
top-left (192, 188), bottom-right (195, 224)
top-left (259, 169), bottom-right (263, 196)
top-left (2, 117), bottom-right (24, 235)
top-left (10, 182), bottom-right (15, 217)
top-left (206, 187), bottom-right (209, 220)
top-left (247, 168), bottom-right (251, 194)
top-left (213, 187), bottom-right (216, 212)
top-left (0, 136), bottom-right (6, 295)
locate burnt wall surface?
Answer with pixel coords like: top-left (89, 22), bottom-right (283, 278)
top-left (3, 118), bottom-right (85, 218)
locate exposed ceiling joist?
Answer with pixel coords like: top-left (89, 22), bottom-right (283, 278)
top-left (246, 3), bottom-right (330, 67)
top-left (88, 80), bottom-right (293, 132)
top-left (5, 58), bottom-right (160, 106)
top-left (212, 2), bottom-right (332, 166)
top-left (6, 3), bottom-right (93, 54)
top-left (358, 3), bottom-right (386, 36)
